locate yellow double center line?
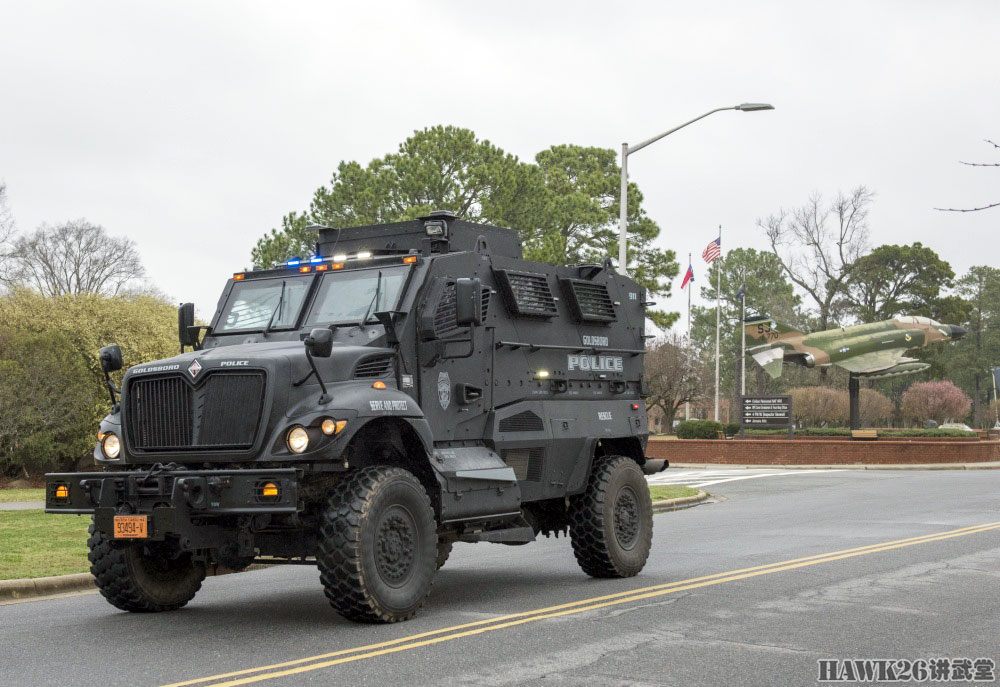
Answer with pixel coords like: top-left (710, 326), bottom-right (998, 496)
top-left (163, 522), bottom-right (1000, 687)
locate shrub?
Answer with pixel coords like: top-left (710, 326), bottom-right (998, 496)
top-left (788, 386), bottom-right (849, 426)
top-left (0, 289), bottom-right (180, 474)
top-left (858, 388), bottom-right (893, 425)
top-left (723, 422), bottom-right (741, 436)
top-left (676, 419), bottom-right (724, 439)
top-left (901, 381), bottom-right (972, 425)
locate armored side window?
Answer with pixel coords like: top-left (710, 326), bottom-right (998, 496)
top-left (560, 278), bottom-right (617, 323)
top-left (494, 269), bottom-right (558, 319)
top-left (433, 282), bottom-right (460, 337)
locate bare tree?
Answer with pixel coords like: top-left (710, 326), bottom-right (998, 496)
top-left (935, 139), bottom-right (999, 213)
top-left (0, 183), bottom-right (16, 290)
top-left (4, 219), bottom-right (145, 296)
top-left (757, 186), bottom-right (873, 332)
top-left (644, 334), bottom-right (707, 430)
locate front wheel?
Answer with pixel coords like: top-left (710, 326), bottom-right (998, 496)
top-left (568, 455), bottom-right (653, 578)
top-left (88, 523), bottom-right (206, 612)
top-left (318, 466), bottom-right (437, 623)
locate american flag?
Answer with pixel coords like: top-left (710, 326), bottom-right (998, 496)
top-left (702, 236), bottom-right (721, 263)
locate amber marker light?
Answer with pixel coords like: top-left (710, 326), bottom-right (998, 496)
top-left (321, 418), bottom-right (348, 435)
top-left (402, 256), bottom-right (417, 264)
top-left (260, 482), bottom-right (279, 498)
top-left (299, 266), bottom-right (312, 273)
top-left (233, 274), bottom-right (246, 281)
top-left (315, 264), bottom-right (329, 272)
top-left (54, 484), bottom-right (70, 500)
top-left (331, 263), bottom-right (345, 270)
top-left (372, 381), bottom-right (387, 389)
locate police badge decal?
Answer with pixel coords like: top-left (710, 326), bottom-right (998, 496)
top-left (437, 371), bottom-right (451, 410)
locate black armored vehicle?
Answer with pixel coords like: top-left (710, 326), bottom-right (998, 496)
top-left (46, 212), bottom-right (664, 622)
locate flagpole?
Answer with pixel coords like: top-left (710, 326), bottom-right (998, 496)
top-left (685, 252), bottom-right (691, 422)
top-left (741, 287), bottom-right (746, 397)
top-left (992, 367), bottom-right (1000, 429)
top-left (714, 225), bottom-right (721, 422)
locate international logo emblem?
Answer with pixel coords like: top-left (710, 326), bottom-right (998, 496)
top-left (437, 371), bottom-right (451, 410)
top-left (187, 360), bottom-right (202, 378)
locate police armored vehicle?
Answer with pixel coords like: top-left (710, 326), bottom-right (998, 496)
top-left (46, 212), bottom-right (663, 623)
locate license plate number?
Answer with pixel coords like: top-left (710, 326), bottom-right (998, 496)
top-left (113, 515), bottom-right (148, 539)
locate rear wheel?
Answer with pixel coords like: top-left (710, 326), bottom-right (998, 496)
top-left (318, 466), bottom-right (437, 623)
top-left (568, 455), bottom-right (653, 578)
top-left (87, 522), bottom-right (206, 612)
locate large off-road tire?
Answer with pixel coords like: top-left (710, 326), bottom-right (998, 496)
top-left (318, 466), bottom-right (437, 623)
top-left (436, 540), bottom-right (453, 570)
top-left (568, 455), bottom-right (653, 578)
top-left (87, 522), bottom-right (206, 612)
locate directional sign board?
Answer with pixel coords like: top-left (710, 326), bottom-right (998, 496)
top-left (740, 395), bottom-right (793, 438)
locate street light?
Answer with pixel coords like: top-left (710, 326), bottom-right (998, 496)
top-left (617, 103), bottom-right (774, 270)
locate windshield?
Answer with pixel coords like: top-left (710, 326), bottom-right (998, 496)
top-left (216, 276), bottom-right (312, 332)
top-left (305, 266), bottom-right (409, 326)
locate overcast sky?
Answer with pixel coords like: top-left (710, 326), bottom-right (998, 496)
top-left (1, 1), bottom-right (997, 323)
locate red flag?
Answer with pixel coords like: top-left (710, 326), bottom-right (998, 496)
top-left (680, 264), bottom-right (694, 289)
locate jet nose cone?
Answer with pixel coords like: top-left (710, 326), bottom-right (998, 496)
top-left (950, 325), bottom-right (967, 340)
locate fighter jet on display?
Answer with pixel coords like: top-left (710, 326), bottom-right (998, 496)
top-left (744, 315), bottom-right (966, 379)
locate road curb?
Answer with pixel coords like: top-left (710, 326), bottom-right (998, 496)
top-left (651, 489), bottom-right (709, 512)
top-left (667, 462), bottom-right (1000, 471)
top-left (0, 563), bottom-right (271, 604)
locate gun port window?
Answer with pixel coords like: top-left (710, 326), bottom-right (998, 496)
top-left (305, 266), bottom-right (409, 327)
top-left (217, 276), bottom-right (312, 333)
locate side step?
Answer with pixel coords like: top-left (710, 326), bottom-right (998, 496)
top-left (458, 526), bottom-right (536, 544)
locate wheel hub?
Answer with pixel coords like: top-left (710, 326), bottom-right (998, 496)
top-left (613, 486), bottom-right (640, 550)
top-left (375, 508), bottom-right (416, 586)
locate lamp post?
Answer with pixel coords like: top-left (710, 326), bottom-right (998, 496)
top-left (617, 103), bottom-right (774, 270)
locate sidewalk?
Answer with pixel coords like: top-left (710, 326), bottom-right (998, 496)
top-left (0, 501), bottom-right (45, 511)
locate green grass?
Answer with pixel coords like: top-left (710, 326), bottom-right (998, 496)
top-left (0, 488), bottom-right (45, 503)
top-left (648, 485), bottom-right (700, 501)
top-left (0, 510), bottom-right (91, 580)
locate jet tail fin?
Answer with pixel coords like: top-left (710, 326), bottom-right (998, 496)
top-left (751, 347), bottom-right (785, 379)
top-left (744, 316), bottom-right (802, 344)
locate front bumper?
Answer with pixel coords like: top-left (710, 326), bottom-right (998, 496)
top-left (45, 468), bottom-right (300, 543)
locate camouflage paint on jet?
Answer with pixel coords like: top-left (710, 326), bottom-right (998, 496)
top-left (744, 315), bottom-right (966, 379)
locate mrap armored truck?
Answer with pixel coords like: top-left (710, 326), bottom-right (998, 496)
top-left (46, 212), bottom-right (664, 623)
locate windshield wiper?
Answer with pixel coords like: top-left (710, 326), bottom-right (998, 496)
top-left (263, 279), bottom-right (287, 336)
top-left (358, 271), bottom-right (383, 329)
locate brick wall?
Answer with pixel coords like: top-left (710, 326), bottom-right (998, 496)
top-left (647, 438), bottom-right (1000, 465)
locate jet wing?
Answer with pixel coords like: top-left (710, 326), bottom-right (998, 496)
top-left (751, 347), bottom-right (784, 379)
top-left (834, 348), bottom-right (908, 374)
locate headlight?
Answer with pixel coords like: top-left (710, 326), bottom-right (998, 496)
top-left (102, 433), bottom-right (121, 459)
top-left (286, 426), bottom-right (309, 454)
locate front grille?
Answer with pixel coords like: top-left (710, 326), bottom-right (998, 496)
top-left (126, 371), bottom-right (266, 452)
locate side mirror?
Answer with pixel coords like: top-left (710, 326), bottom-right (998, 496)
top-left (178, 303), bottom-right (197, 348)
top-left (304, 328), bottom-right (334, 358)
top-left (99, 345), bottom-right (123, 373)
top-left (455, 278), bottom-right (484, 326)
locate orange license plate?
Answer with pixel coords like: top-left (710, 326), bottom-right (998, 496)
top-left (113, 515), bottom-right (148, 539)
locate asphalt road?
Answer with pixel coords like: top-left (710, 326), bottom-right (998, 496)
top-left (3, 469), bottom-right (998, 687)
